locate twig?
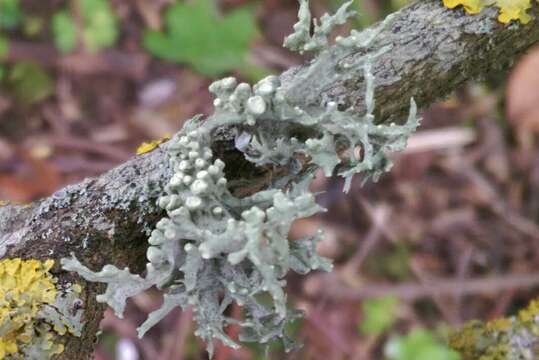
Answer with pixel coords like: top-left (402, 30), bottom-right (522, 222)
top-left (100, 310), bottom-right (160, 360)
top-left (342, 199), bottom-right (391, 275)
top-left (7, 41), bottom-right (149, 79)
top-left (315, 272), bottom-right (539, 301)
top-left (160, 309), bottom-right (192, 360)
top-left (444, 155), bottom-right (539, 239)
top-left (49, 136), bottom-right (132, 162)
top-left (403, 127), bottom-right (476, 154)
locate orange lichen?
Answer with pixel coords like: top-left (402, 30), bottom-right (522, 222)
top-left (449, 298), bottom-right (539, 359)
top-left (0, 259), bottom-right (62, 358)
top-left (136, 135), bottom-right (171, 155)
top-left (485, 318), bottom-right (512, 332)
top-left (444, 0), bottom-right (483, 13)
top-left (443, 0), bottom-right (535, 24)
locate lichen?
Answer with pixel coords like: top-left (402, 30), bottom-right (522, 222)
top-left (136, 136), bottom-right (171, 155)
top-left (449, 298), bottom-right (539, 359)
top-left (0, 259), bottom-right (84, 359)
top-left (443, 0), bottom-right (537, 24)
top-left (61, 0), bottom-right (419, 357)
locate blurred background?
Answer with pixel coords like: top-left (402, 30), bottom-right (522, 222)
top-left (1, 0), bottom-right (538, 359)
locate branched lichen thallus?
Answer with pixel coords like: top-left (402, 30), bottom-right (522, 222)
top-left (61, 0), bottom-right (420, 357)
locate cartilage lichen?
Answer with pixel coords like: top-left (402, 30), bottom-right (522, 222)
top-left (0, 259), bottom-right (84, 359)
top-left (61, 0), bottom-right (419, 356)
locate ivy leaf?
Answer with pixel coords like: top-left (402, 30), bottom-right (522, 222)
top-left (52, 11), bottom-right (77, 53)
top-left (0, 0), bottom-right (22, 30)
top-left (80, 0), bottom-right (118, 52)
top-left (360, 296), bottom-right (399, 336)
top-left (143, 0), bottom-right (258, 77)
top-left (8, 62), bottom-right (54, 105)
top-left (0, 34), bottom-right (9, 59)
top-left (385, 329), bottom-right (461, 360)
top-left (51, 0), bottom-right (118, 53)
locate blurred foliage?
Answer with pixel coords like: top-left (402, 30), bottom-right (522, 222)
top-left (7, 62), bottom-right (53, 104)
top-left (80, 0), bottom-right (118, 52)
top-left (364, 242), bottom-right (412, 281)
top-left (143, 0), bottom-right (258, 77)
top-left (391, 0), bottom-right (413, 8)
top-left (333, 0), bottom-right (413, 28)
top-left (0, 0), bottom-right (22, 30)
top-left (0, 34), bottom-right (8, 58)
top-left (22, 16), bottom-right (44, 38)
top-left (98, 330), bottom-right (120, 358)
top-left (52, 11), bottom-right (77, 53)
top-left (52, 0), bottom-right (118, 53)
top-left (353, 0), bottom-right (376, 27)
top-left (385, 329), bottom-right (461, 360)
top-left (245, 316), bottom-right (304, 360)
top-left (360, 296), bottom-right (399, 336)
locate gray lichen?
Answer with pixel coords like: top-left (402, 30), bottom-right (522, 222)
top-left (61, 0), bottom-right (419, 356)
top-left (38, 283), bottom-right (85, 339)
top-left (283, 0), bottom-right (356, 53)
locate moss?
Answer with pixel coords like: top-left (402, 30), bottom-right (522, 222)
top-left (0, 259), bottom-right (83, 359)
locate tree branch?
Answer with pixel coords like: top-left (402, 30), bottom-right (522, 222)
top-left (1, 1), bottom-right (538, 358)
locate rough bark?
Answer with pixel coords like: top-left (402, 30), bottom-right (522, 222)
top-left (1, 1), bottom-right (539, 358)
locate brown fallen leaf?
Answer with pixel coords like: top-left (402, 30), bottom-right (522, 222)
top-left (0, 148), bottom-right (61, 202)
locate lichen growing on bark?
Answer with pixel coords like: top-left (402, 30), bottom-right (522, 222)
top-left (61, 0), bottom-right (419, 356)
top-left (0, 259), bottom-right (84, 359)
top-left (443, 0), bottom-right (537, 24)
top-left (449, 299), bottom-right (539, 359)
top-left (136, 135), bottom-right (171, 155)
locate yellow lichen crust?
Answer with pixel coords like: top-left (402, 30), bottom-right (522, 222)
top-left (136, 135), bottom-right (171, 155)
top-left (442, 0), bottom-right (535, 24)
top-left (0, 259), bottom-right (84, 359)
top-left (444, 0), bottom-right (483, 13)
top-left (449, 298), bottom-right (539, 359)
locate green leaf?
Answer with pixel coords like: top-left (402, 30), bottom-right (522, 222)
top-left (52, 0), bottom-right (118, 53)
top-left (52, 11), bottom-right (77, 53)
top-left (8, 62), bottom-right (54, 105)
top-left (22, 16), bottom-right (44, 37)
top-left (143, 0), bottom-right (258, 76)
top-left (365, 242), bottom-right (412, 281)
top-left (0, 0), bottom-right (22, 30)
top-left (360, 296), bottom-right (399, 336)
top-left (384, 329), bottom-right (461, 360)
top-left (80, 0), bottom-right (119, 52)
top-left (0, 34), bottom-right (9, 59)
